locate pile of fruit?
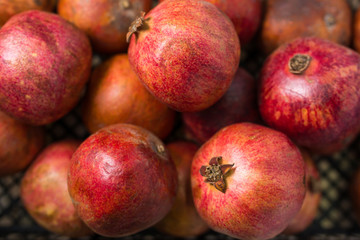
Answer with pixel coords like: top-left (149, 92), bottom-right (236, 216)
top-left (1, 0), bottom-right (360, 239)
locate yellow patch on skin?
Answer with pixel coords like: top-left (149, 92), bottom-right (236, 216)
top-left (302, 108), bottom-right (308, 126)
top-left (309, 109), bottom-right (317, 128)
top-left (25, 95), bottom-right (31, 99)
top-left (275, 111), bottom-right (281, 120)
top-left (20, 81), bottom-right (24, 85)
top-left (18, 107), bottom-right (23, 112)
top-left (31, 53), bottom-right (37, 57)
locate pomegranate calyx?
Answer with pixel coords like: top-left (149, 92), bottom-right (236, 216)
top-left (126, 11), bottom-right (146, 43)
top-left (200, 156), bottom-right (234, 193)
top-left (288, 54), bottom-right (311, 74)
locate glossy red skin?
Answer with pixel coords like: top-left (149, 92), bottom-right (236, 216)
top-left (68, 123), bottom-right (178, 237)
top-left (259, 37), bottom-right (360, 155)
top-left (128, 0), bottom-right (240, 112)
top-left (0, 10), bottom-right (92, 126)
top-left (283, 150), bottom-right (321, 235)
top-left (155, 141), bottom-right (209, 237)
top-left (57, 0), bottom-right (152, 53)
top-left (21, 140), bottom-right (93, 237)
top-left (182, 68), bottom-right (260, 143)
top-left (191, 123), bottom-right (305, 240)
top-left (261, 0), bottom-right (351, 55)
top-left (82, 54), bottom-right (175, 139)
top-left (159, 0), bottom-right (261, 45)
top-left (0, 111), bottom-right (45, 176)
top-left (0, 0), bottom-right (56, 26)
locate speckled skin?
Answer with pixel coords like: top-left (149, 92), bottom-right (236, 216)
top-left (68, 123), bottom-right (178, 237)
top-left (283, 150), bottom-right (321, 235)
top-left (57, 0), bottom-right (152, 53)
top-left (159, 0), bottom-right (262, 45)
top-left (191, 123), bottom-right (305, 240)
top-left (128, 0), bottom-right (240, 112)
top-left (0, 111), bottom-right (44, 176)
top-left (0, 0), bottom-right (56, 26)
top-left (260, 0), bottom-right (351, 54)
top-left (259, 37), bottom-right (360, 155)
top-left (0, 10), bottom-right (92, 126)
top-left (155, 141), bottom-right (209, 237)
top-left (21, 140), bottom-right (93, 237)
top-left (182, 68), bottom-right (260, 143)
top-left (81, 54), bottom-right (175, 139)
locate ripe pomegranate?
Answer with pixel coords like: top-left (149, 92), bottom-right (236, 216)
top-left (191, 122), bottom-right (305, 240)
top-left (260, 0), bottom-right (352, 54)
top-left (155, 141), bottom-right (209, 237)
top-left (283, 150), bottom-right (321, 235)
top-left (81, 54), bottom-right (175, 139)
top-left (259, 37), bottom-right (360, 155)
top-left (128, 0), bottom-right (240, 112)
top-left (68, 123), bottom-right (178, 237)
top-left (0, 0), bottom-right (56, 26)
top-left (21, 140), bottom-right (93, 237)
top-left (159, 0), bottom-right (262, 45)
top-left (57, 0), bottom-right (152, 53)
top-left (182, 67), bottom-right (260, 143)
top-left (0, 111), bottom-right (45, 176)
top-left (0, 10), bottom-right (92, 125)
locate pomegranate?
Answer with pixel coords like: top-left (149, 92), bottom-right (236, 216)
top-left (260, 0), bottom-right (352, 54)
top-left (0, 111), bottom-right (45, 176)
top-left (127, 0), bottom-right (240, 112)
top-left (259, 37), bottom-right (360, 154)
top-left (21, 140), bottom-right (93, 237)
top-left (283, 150), bottom-right (321, 235)
top-left (81, 54), bottom-right (175, 139)
top-left (68, 123), bottom-right (178, 237)
top-left (159, 0), bottom-right (262, 46)
top-left (191, 122), bottom-right (305, 240)
top-left (155, 141), bottom-right (209, 237)
top-left (182, 67), bottom-right (260, 143)
top-left (57, 0), bottom-right (152, 53)
top-left (0, 0), bottom-right (56, 26)
top-left (0, 10), bottom-right (92, 125)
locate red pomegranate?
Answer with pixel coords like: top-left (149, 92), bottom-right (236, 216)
top-left (21, 140), bottom-right (93, 237)
top-left (191, 122), bottom-right (305, 240)
top-left (127, 0), bottom-right (240, 112)
top-left (182, 67), bottom-right (260, 143)
top-left (81, 54), bottom-right (175, 139)
top-left (0, 111), bottom-right (45, 176)
top-left (283, 150), bottom-right (321, 234)
top-left (159, 0), bottom-right (262, 45)
top-left (0, 10), bottom-right (92, 125)
top-left (155, 141), bottom-right (209, 237)
top-left (67, 123), bottom-right (178, 237)
top-left (57, 0), bottom-right (152, 53)
top-left (0, 0), bottom-right (56, 26)
top-left (259, 37), bottom-right (360, 154)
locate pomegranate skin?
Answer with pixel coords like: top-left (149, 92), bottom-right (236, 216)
top-left (159, 0), bottom-right (262, 45)
top-left (283, 150), bottom-right (321, 235)
top-left (0, 0), bottom-right (56, 26)
top-left (57, 0), bottom-right (152, 53)
top-left (182, 68), bottom-right (260, 143)
top-left (155, 141), bottom-right (209, 237)
top-left (260, 0), bottom-right (351, 55)
top-left (259, 37), bottom-right (360, 155)
top-left (128, 0), bottom-right (240, 112)
top-left (21, 140), bottom-right (93, 237)
top-left (0, 10), bottom-right (92, 125)
top-left (0, 111), bottom-right (45, 176)
top-left (191, 123), bottom-right (305, 240)
top-left (81, 54), bottom-right (175, 139)
top-left (68, 123), bottom-right (178, 237)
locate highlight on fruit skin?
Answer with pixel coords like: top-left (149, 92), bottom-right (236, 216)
top-left (127, 0), bottom-right (241, 112)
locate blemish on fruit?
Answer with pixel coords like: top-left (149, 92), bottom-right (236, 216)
top-left (156, 144), bottom-right (165, 154)
top-left (199, 156), bottom-right (234, 193)
top-left (324, 13), bottom-right (336, 27)
top-left (288, 54), bottom-right (311, 74)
